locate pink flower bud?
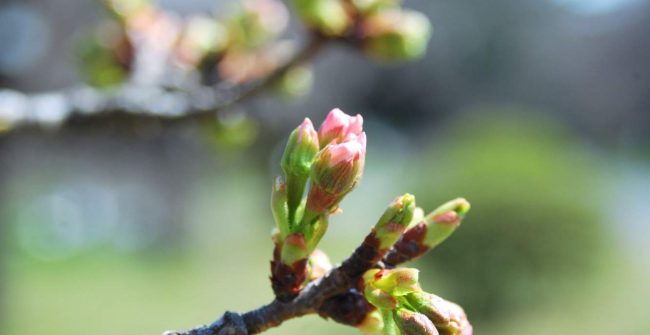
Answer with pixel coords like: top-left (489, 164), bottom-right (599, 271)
top-left (318, 108), bottom-right (364, 147)
top-left (307, 132), bottom-right (366, 213)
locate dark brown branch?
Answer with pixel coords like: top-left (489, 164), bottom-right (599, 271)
top-left (164, 228), bottom-right (386, 335)
top-left (382, 222), bottom-right (430, 267)
top-left (0, 35), bottom-right (328, 131)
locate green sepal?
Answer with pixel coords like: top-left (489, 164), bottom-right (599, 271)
top-left (305, 215), bottom-right (329, 252)
top-left (271, 176), bottom-right (290, 239)
top-left (281, 118), bottom-right (320, 224)
top-left (381, 309), bottom-right (400, 335)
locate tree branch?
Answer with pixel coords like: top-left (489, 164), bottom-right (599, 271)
top-left (165, 229), bottom-right (385, 335)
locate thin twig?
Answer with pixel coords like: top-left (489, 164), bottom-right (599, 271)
top-left (165, 228), bottom-right (385, 335)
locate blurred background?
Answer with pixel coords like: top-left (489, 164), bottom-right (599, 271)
top-left (1, 0), bottom-right (649, 334)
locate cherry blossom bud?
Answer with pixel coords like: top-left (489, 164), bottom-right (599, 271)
top-left (374, 194), bottom-right (416, 249)
top-left (422, 198), bottom-right (470, 249)
top-left (383, 198), bottom-right (470, 266)
top-left (363, 9), bottom-right (432, 60)
top-left (306, 133), bottom-right (366, 213)
top-left (405, 292), bottom-right (473, 335)
top-left (281, 118), bottom-right (320, 221)
top-left (318, 108), bottom-right (364, 147)
top-left (393, 308), bottom-right (439, 335)
top-left (443, 301), bottom-right (472, 335)
top-left (292, 0), bottom-right (351, 36)
top-left (405, 292), bottom-right (452, 326)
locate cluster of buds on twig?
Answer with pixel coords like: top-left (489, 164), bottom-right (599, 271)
top-left (165, 109), bottom-right (471, 335)
top-left (270, 109), bottom-right (472, 335)
top-left (78, 0), bottom-right (433, 91)
top-left (361, 268), bottom-right (472, 335)
top-left (271, 108), bottom-right (366, 300)
top-left (293, 0), bottom-right (432, 60)
top-left (78, 0), bottom-right (311, 95)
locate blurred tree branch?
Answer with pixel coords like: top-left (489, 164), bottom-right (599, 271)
top-left (0, 34), bottom-right (327, 131)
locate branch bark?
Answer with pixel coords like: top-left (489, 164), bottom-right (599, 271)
top-left (165, 228), bottom-right (386, 335)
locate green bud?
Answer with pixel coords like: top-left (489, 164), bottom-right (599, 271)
top-left (374, 194), bottom-right (416, 249)
top-left (271, 176), bottom-right (290, 239)
top-left (293, 214), bottom-right (330, 257)
top-left (281, 118), bottom-right (320, 223)
top-left (292, 0), bottom-right (351, 36)
top-left (422, 198), bottom-right (470, 249)
top-left (405, 292), bottom-right (452, 326)
top-left (381, 309), bottom-right (401, 335)
top-left (405, 292), bottom-right (473, 335)
top-left (363, 9), bottom-right (432, 60)
top-left (443, 301), bottom-right (472, 335)
top-left (393, 308), bottom-right (439, 335)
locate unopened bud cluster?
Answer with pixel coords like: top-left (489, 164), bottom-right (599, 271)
top-left (269, 108), bottom-right (472, 333)
top-left (271, 108), bottom-right (366, 299)
top-left (79, 0), bottom-right (432, 98)
top-left (80, 0), bottom-right (314, 96)
top-left (383, 198), bottom-right (471, 266)
top-left (292, 0), bottom-right (432, 60)
top-left (361, 268), bottom-right (473, 335)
